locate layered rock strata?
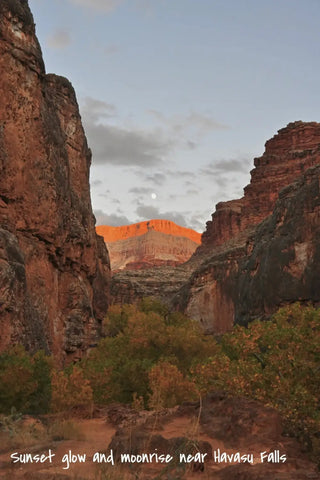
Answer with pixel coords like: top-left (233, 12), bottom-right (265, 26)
top-left (0, 0), bottom-right (110, 363)
top-left (97, 219), bottom-right (201, 244)
top-left (199, 121), bottom-right (320, 251)
top-left (110, 122), bottom-right (320, 323)
top-left (97, 220), bottom-right (200, 271)
top-left (111, 264), bottom-right (194, 306)
top-left (178, 122), bottom-right (320, 332)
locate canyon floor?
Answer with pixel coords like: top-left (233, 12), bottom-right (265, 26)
top-left (0, 394), bottom-right (318, 480)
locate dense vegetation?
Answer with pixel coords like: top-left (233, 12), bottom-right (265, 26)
top-left (0, 300), bottom-right (319, 454)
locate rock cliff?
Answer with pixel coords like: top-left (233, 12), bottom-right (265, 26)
top-left (97, 219), bottom-right (201, 244)
top-left (97, 220), bottom-right (200, 271)
top-left (178, 121), bottom-right (320, 332)
top-left (199, 121), bottom-right (320, 251)
top-left (109, 122), bottom-right (320, 321)
top-left (0, 0), bottom-right (110, 363)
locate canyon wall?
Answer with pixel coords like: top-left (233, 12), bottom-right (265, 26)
top-left (0, 0), bottom-right (110, 363)
top-left (97, 220), bottom-right (200, 271)
top-left (108, 122), bottom-right (320, 323)
top-left (199, 121), bottom-right (320, 252)
top-left (97, 219), bottom-right (201, 244)
top-left (179, 121), bottom-right (320, 332)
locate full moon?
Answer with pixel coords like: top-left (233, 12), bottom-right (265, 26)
top-left (151, 193), bottom-right (157, 199)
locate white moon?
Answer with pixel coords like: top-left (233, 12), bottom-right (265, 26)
top-left (151, 193), bottom-right (157, 199)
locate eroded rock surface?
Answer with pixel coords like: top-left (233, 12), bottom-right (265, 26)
top-left (199, 121), bottom-right (320, 252)
top-left (109, 122), bottom-right (320, 333)
top-left (176, 122), bottom-right (320, 332)
top-left (97, 220), bottom-right (200, 271)
top-left (0, 0), bottom-right (110, 363)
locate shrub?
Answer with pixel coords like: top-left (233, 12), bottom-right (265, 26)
top-left (148, 360), bottom-right (197, 410)
top-left (80, 302), bottom-right (216, 406)
top-left (50, 366), bottom-right (93, 415)
top-left (0, 346), bottom-right (51, 414)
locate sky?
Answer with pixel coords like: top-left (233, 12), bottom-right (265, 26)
top-left (29, 0), bottom-right (320, 232)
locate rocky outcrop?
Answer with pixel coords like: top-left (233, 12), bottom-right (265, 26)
top-left (178, 122), bottom-right (320, 332)
top-left (108, 123), bottom-right (320, 324)
top-left (234, 164), bottom-right (320, 324)
top-left (0, 0), bottom-right (110, 363)
top-left (111, 264), bottom-right (193, 305)
top-left (97, 219), bottom-right (201, 244)
top-left (199, 121), bottom-right (320, 252)
top-left (97, 220), bottom-right (200, 271)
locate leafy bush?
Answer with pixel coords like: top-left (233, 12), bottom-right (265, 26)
top-left (191, 303), bottom-right (320, 452)
top-left (80, 301), bottom-right (216, 406)
top-left (1, 301), bottom-right (319, 458)
top-left (0, 346), bottom-right (52, 414)
top-left (50, 366), bottom-right (93, 415)
top-left (148, 360), bottom-right (197, 409)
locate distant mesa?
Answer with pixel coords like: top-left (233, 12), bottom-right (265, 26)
top-left (96, 219), bottom-right (201, 271)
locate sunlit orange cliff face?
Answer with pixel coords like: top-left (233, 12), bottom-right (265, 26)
top-left (96, 220), bottom-right (201, 271)
top-left (96, 219), bottom-right (201, 243)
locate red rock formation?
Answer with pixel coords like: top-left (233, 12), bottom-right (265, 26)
top-left (109, 123), bottom-right (320, 320)
top-left (179, 122), bottom-right (320, 332)
top-left (97, 219), bottom-right (201, 244)
top-left (97, 220), bottom-right (201, 271)
top-left (0, 0), bottom-right (110, 363)
top-left (200, 121), bottom-right (320, 250)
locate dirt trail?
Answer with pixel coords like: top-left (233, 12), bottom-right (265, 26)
top-left (0, 418), bottom-right (115, 479)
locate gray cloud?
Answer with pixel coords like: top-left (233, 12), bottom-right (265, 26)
top-left (201, 158), bottom-right (251, 176)
top-left (144, 172), bottom-right (167, 185)
top-left (94, 209), bottom-right (131, 226)
top-left (47, 29), bottom-right (71, 49)
top-left (187, 140), bottom-right (197, 150)
top-left (81, 98), bottom-right (171, 167)
top-left (87, 125), bottom-right (169, 166)
top-left (136, 205), bottom-right (188, 227)
top-left (189, 216), bottom-right (205, 232)
top-left (173, 170), bottom-right (194, 178)
top-left (185, 180), bottom-right (196, 187)
top-left (129, 186), bottom-right (154, 195)
top-left (186, 189), bottom-right (198, 195)
top-left (148, 110), bottom-right (228, 136)
top-left (81, 97), bottom-right (116, 123)
top-left (91, 179), bottom-right (103, 187)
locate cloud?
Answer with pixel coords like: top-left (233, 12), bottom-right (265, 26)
top-left (186, 189), bottom-right (198, 195)
top-left (143, 172), bottom-right (167, 185)
top-left (189, 216), bottom-right (205, 232)
top-left (80, 98), bottom-right (171, 167)
top-left (81, 97), bottom-right (116, 123)
top-left (91, 179), bottom-right (103, 187)
top-left (170, 170), bottom-right (194, 179)
top-left (94, 209), bottom-right (131, 226)
top-left (129, 186), bottom-right (154, 195)
top-left (200, 158), bottom-right (251, 176)
top-left (47, 29), bottom-right (71, 49)
top-left (68, 0), bottom-right (123, 13)
top-left (87, 125), bottom-right (169, 166)
top-left (187, 140), bottom-right (197, 150)
top-left (148, 110), bottom-right (228, 137)
top-left (136, 205), bottom-right (188, 227)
